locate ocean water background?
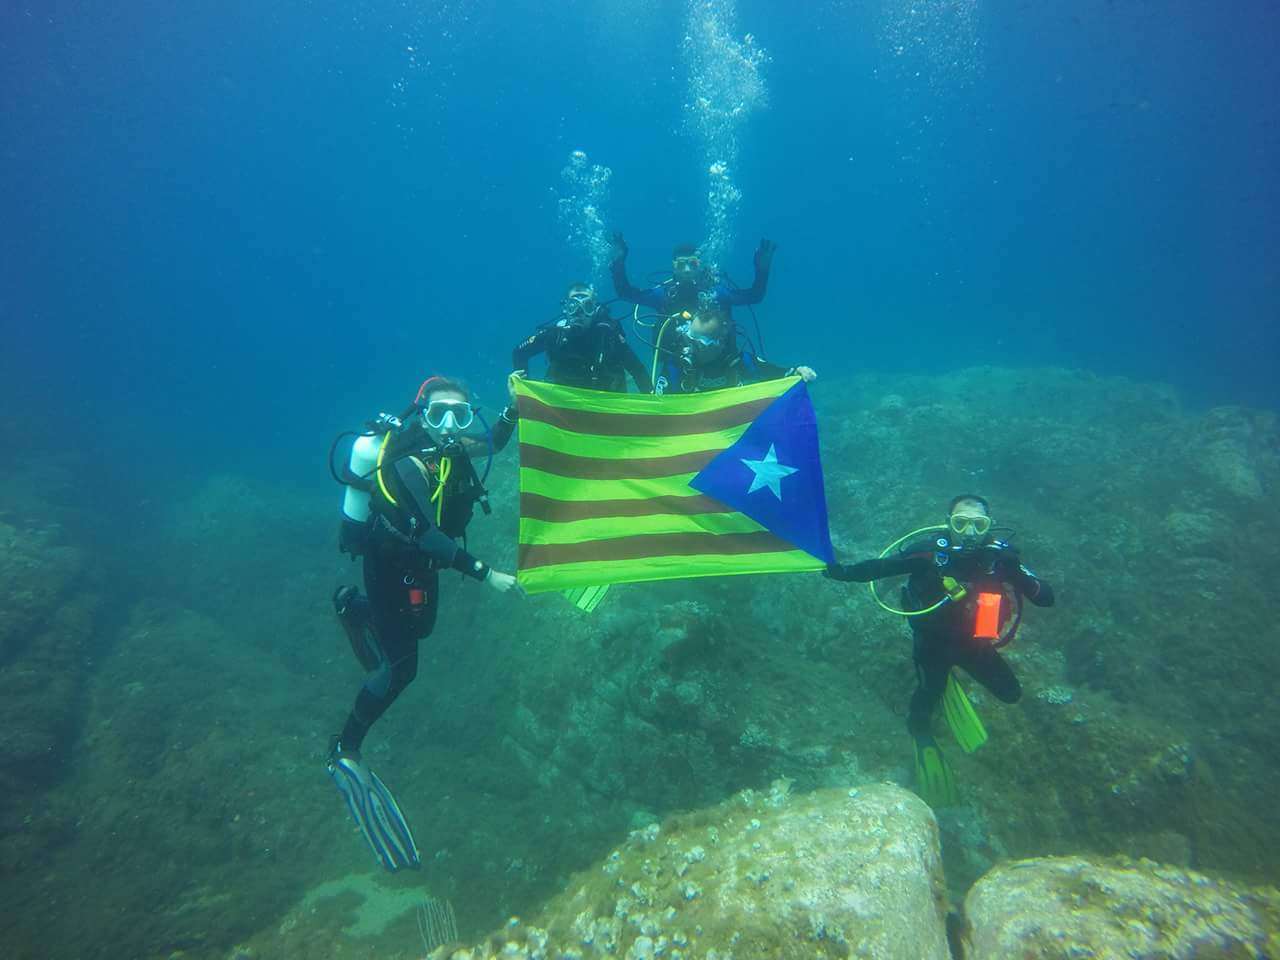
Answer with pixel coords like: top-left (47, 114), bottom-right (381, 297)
top-left (2, 2), bottom-right (1280, 957)
top-left (3, 0), bottom-right (1276, 479)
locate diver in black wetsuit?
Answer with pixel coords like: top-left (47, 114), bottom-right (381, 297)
top-left (826, 494), bottom-right (1055, 805)
top-left (326, 375), bottom-right (522, 871)
top-left (511, 282), bottom-right (651, 393)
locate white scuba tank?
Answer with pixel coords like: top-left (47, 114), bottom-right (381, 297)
top-left (342, 433), bottom-right (382, 522)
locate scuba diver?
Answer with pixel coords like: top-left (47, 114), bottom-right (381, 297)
top-left (326, 375), bottom-right (523, 871)
top-left (825, 495), bottom-right (1055, 808)
top-left (609, 233), bottom-right (776, 324)
top-left (511, 282), bottom-right (652, 393)
top-left (651, 302), bottom-right (816, 394)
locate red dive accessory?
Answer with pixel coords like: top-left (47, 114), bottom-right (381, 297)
top-left (973, 591), bottom-right (1003, 641)
top-left (414, 376), bottom-right (449, 405)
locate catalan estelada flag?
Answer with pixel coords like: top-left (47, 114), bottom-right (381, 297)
top-left (514, 376), bottom-right (834, 593)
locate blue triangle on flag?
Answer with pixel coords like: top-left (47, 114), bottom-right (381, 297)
top-left (690, 381), bottom-right (834, 563)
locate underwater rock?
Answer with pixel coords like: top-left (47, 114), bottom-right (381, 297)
top-left (0, 512), bottom-right (94, 873)
top-left (962, 856), bottom-right (1280, 959)
top-left (1162, 508), bottom-right (1232, 557)
top-left (1190, 406), bottom-right (1273, 502)
top-left (1106, 742), bottom-right (1196, 821)
top-left (429, 783), bottom-right (950, 960)
top-left (0, 519), bottom-right (82, 664)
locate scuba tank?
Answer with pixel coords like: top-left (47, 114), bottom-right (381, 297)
top-left (329, 400), bottom-right (495, 539)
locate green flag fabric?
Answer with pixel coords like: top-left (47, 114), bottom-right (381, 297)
top-left (561, 583), bottom-right (611, 613)
top-left (514, 377), bottom-right (828, 594)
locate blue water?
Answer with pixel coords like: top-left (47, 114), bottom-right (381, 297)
top-left (2, 0), bottom-right (1276, 465)
top-left (3, 5), bottom-right (1280, 955)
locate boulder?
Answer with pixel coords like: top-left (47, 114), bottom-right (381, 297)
top-left (963, 855), bottom-right (1280, 959)
top-left (430, 782), bottom-right (950, 960)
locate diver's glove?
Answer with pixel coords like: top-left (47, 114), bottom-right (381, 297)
top-left (824, 560), bottom-right (865, 583)
top-left (327, 744), bottom-right (422, 872)
top-left (754, 237), bottom-right (777, 272)
top-left (824, 560), bottom-right (877, 582)
top-left (611, 231), bottom-right (629, 264)
top-left (484, 569), bottom-right (526, 596)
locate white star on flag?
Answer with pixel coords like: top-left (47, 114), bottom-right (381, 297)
top-left (741, 443), bottom-right (798, 501)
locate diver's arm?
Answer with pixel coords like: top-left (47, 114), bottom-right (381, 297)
top-left (620, 340), bottom-right (654, 393)
top-left (611, 257), bottom-right (665, 309)
top-left (825, 552), bottom-right (931, 582)
top-left (457, 412), bottom-right (515, 459)
top-left (740, 354), bottom-right (817, 385)
top-left (1012, 561), bottom-right (1054, 606)
top-left (743, 353), bottom-right (789, 381)
top-left (487, 369), bottom-right (522, 451)
top-left (367, 512), bottom-right (492, 581)
top-left (721, 239), bottom-right (776, 306)
top-left (490, 404), bottom-right (518, 451)
top-left (719, 271), bottom-right (768, 306)
top-left (988, 544), bottom-right (1054, 606)
top-left (512, 328), bottom-right (551, 372)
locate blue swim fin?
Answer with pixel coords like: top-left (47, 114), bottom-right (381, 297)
top-left (327, 753), bottom-right (421, 872)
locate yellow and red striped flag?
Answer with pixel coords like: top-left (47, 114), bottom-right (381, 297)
top-left (514, 377), bottom-right (834, 594)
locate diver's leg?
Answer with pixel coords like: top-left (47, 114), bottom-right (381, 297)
top-left (328, 560), bottom-right (435, 871)
top-left (337, 559), bottom-right (435, 753)
top-left (907, 631), bottom-right (952, 738)
top-left (908, 630), bottom-right (961, 806)
top-left (333, 585), bottom-right (379, 670)
top-left (959, 647), bottom-right (1022, 704)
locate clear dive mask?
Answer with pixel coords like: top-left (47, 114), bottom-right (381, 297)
top-left (423, 399), bottom-right (474, 434)
top-left (562, 290), bottom-right (598, 322)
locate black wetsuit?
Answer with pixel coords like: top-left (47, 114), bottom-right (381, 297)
top-left (335, 414), bottom-right (515, 751)
top-left (512, 315), bottom-right (652, 393)
top-left (828, 537), bottom-right (1055, 736)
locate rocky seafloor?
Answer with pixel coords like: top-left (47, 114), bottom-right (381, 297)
top-left (2, 366), bottom-right (1278, 959)
top-left (417, 782), bottom-right (1279, 960)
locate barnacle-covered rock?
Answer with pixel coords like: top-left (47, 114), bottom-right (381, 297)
top-left (431, 782), bottom-right (950, 960)
top-left (963, 855), bottom-right (1280, 959)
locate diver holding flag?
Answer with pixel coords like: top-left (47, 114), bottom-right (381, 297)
top-left (825, 495), bottom-right (1055, 808)
top-left (325, 375), bottom-right (523, 871)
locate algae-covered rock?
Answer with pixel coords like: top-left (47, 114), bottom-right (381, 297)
top-left (430, 782), bottom-right (950, 960)
top-left (963, 855), bottom-right (1280, 959)
top-left (0, 518), bottom-right (81, 663)
top-left (1188, 405), bottom-right (1276, 502)
top-left (0, 508), bottom-right (95, 875)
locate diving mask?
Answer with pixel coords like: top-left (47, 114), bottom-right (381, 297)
top-left (949, 513), bottom-right (992, 538)
top-left (673, 255), bottom-right (701, 279)
top-left (423, 399), bottom-right (474, 434)
top-left (563, 289), bottom-right (598, 322)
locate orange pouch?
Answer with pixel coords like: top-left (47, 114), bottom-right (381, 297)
top-left (973, 592), bottom-right (1002, 640)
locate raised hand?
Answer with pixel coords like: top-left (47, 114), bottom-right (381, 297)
top-left (754, 237), bottom-right (777, 272)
